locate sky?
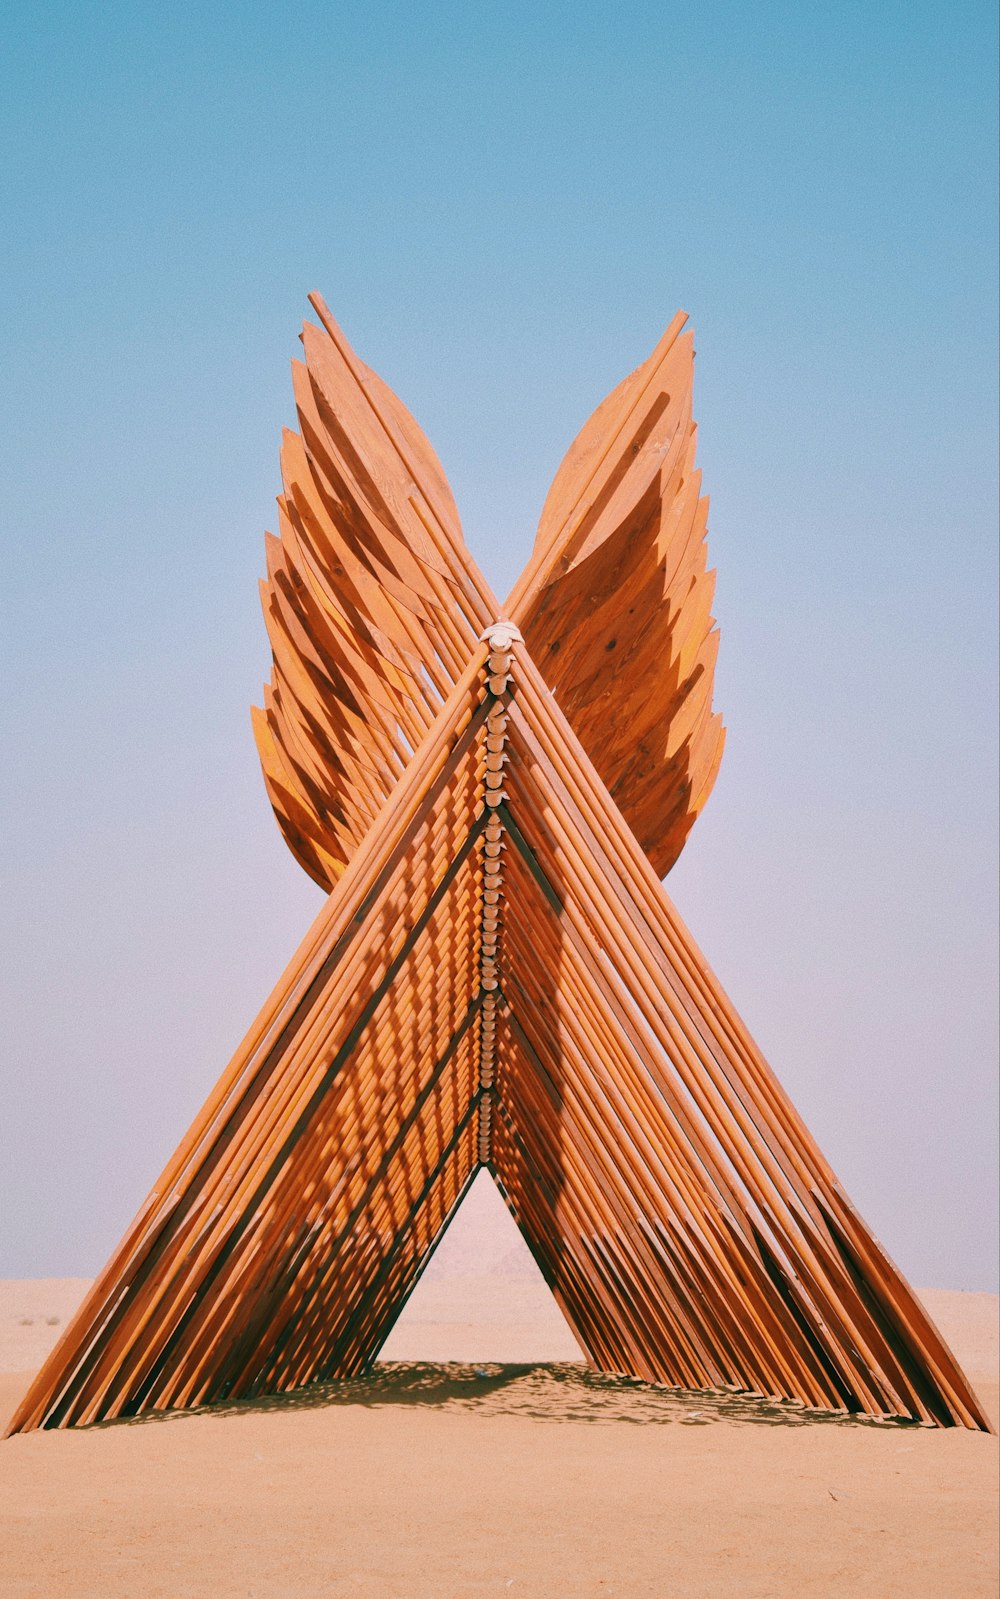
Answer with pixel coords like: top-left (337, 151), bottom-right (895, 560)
top-left (1, 1), bottom-right (997, 1294)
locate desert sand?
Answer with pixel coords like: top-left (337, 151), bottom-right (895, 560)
top-left (1, 1176), bottom-right (997, 1599)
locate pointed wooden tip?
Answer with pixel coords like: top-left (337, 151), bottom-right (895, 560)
top-left (307, 291), bottom-right (343, 346)
top-left (651, 309), bottom-right (691, 362)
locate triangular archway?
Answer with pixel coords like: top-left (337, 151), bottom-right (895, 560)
top-left (377, 1169), bottom-right (584, 1365)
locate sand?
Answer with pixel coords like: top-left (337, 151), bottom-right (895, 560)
top-left (1, 1186), bottom-right (997, 1598)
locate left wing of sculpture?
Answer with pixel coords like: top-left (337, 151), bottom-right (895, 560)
top-left (253, 295), bottom-right (496, 889)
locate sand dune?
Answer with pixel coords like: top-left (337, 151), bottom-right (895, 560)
top-left (0, 1262), bottom-right (996, 1599)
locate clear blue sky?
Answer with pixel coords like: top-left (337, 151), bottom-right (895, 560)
top-left (1, 1), bottom-right (997, 1289)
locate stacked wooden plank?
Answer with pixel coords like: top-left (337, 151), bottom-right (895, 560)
top-left (9, 653), bottom-right (492, 1425)
top-left (6, 305), bottom-right (990, 1435)
top-left (510, 312), bottom-right (724, 876)
top-left (253, 295), bottom-right (494, 887)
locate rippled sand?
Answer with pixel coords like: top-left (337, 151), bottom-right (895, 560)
top-left (140, 1358), bottom-right (915, 1430)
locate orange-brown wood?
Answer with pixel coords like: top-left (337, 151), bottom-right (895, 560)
top-left (507, 313), bottom-right (725, 876)
top-left (7, 302), bottom-right (990, 1436)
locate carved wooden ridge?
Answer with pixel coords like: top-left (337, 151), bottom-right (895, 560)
top-left (7, 297), bottom-right (990, 1434)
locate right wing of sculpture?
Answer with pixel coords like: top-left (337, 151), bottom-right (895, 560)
top-left (253, 295), bottom-right (496, 890)
top-left (508, 313), bottom-right (725, 878)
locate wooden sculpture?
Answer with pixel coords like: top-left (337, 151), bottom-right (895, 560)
top-left (7, 298), bottom-right (990, 1435)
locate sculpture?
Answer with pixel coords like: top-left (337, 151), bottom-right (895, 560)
top-left (7, 297), bottom-right (989, 1433)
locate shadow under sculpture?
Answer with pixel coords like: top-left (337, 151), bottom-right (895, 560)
top-left (7, 297), bottom-right (991, 1435)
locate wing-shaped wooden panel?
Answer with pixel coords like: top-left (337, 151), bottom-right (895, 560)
top-left (508, 314), bottom-right (725, 877)
top-left (254, 296), bottom-right (495, 890)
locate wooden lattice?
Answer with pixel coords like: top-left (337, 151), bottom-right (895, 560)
top-left (7, 299), bottom-right (989, 1434)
